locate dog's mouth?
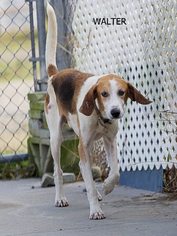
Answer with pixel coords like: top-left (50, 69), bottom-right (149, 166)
top-left (96, 106), bottom-right (124, 124)
top-left (101, 117), bottom-right (112, 124)
top-left (99, 113), bottom-right (123, 125)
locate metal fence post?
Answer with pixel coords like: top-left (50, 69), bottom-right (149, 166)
top-left (50, 0), bottom-right (71, 69)
top-left (27, 0), bottom-right (38, 91)
top-left (36, 0), bottom-right (48, 91)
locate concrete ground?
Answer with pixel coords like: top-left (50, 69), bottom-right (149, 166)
top-left (0, 178), bottom-right (177, 236)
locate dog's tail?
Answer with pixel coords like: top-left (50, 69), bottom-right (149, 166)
top-left (45, 1), bottom-right (58, 76)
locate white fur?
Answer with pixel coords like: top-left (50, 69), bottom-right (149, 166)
top-left (45, 2), bottom-right (57, 69)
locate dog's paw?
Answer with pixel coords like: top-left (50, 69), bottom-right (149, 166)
top-left (103, 180), bottom-right (114, 195)
top-left (89, 209), bottom-right (105, 220)
top-left (103, 174), bottom-right (118, 195)
top-left (55, 198), bottom-right (69, 207)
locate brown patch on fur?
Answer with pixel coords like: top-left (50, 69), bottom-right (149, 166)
top-left (48, 64), bottom-right (58, 77)
top-left (114, 76), bottom-right (129, 103)
top-left (51, 68), bottom-right (93, 118)
top-left (96, 76), bottom-right (111, 113)
top-left (79, 85), bottom-right (97, 116)
top-left (127, 83), bottom-right (152, 104)
top-left (78, 141), bottom-right (86, 162)
top-left (56, 100), bottom-right (67, 119)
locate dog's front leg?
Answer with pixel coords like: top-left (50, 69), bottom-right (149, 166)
top-left (103, 137), bottom-right (120, 195)
top-left (78, 141), bottom-right (105, 220)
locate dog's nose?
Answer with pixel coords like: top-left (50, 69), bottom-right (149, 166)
top-left (111, 108), bottom-right (120, 119)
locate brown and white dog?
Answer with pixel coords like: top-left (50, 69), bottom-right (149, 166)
top-left (45, 2), bottom-right (152, 220)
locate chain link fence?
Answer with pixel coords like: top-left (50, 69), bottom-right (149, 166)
top-left (0, 0), bottom-right (34, 161)
top-left (0, 0), bottom-right (81, 163)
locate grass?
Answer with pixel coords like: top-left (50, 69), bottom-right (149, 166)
top-left (0, 30), bottom-right (38, 83)
top-left (0, 160), bottom-right (37, 180)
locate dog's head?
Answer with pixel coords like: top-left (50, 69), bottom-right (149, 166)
top-left (79, 74), bottom-right (152, 120)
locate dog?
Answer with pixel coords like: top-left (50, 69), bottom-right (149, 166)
top-left (44, 2), bottom-right (152, 220)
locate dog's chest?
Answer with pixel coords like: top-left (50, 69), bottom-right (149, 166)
top-left (93, 121), bottom-right (111, 139)
top-left (67, 113), bottom-right (111, 139)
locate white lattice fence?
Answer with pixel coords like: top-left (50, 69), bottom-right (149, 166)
top-left (70, 0), bottom-right (177, 171)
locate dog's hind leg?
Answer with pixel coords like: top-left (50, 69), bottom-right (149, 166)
top-left (45, 90), bottom-right (68, 207)
top-left (50, 124), bottom-right (69, 207)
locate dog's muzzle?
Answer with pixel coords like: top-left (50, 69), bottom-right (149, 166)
top-left (110, 108), bottom-right (121, 119)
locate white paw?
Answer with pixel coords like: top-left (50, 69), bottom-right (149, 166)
top-left (55, 198), bottom-right (69, 207)
top-left (89, 209), bottom-right (105, 220)
top-left (103, 174), bottom-right (118, 195)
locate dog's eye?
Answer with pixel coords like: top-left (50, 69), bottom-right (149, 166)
top-left (101, 91), bottom-right (109, 97)
top-left (118, 90), bottom-right (125, 96)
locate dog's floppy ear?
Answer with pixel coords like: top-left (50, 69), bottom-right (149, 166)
top-left (79, 85), bottom-right (97, 116)
top-left (128, 83), bottom-right (152, 105)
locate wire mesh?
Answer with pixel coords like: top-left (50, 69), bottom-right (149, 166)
top-left (0, 0), bottom-right (34, 159)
